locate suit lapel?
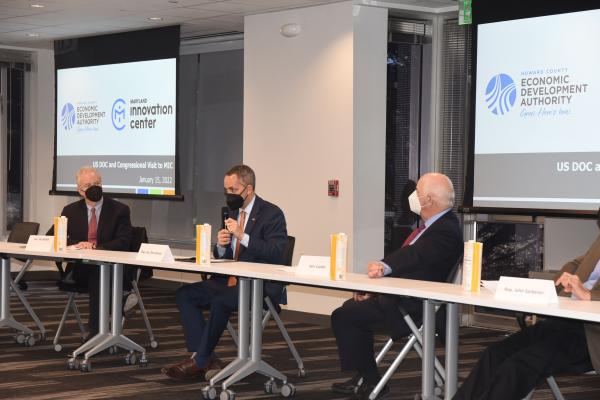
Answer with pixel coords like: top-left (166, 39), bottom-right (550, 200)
top-left (96, 198), bottom-right (109, 242)
top-left (79, 200), bottom-right (89, 241)
top-left (243, 196), bottom-right (261, 235)
top-left (575, 235), bottom-right (600, 282)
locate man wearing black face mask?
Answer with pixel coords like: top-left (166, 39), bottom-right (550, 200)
top-left (48, 166), bottom-right (132, 337)
top-left (162, 164), bottom-right (288, 381)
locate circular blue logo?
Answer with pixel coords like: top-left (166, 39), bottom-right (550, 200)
top-left (111, 98), bottom-right (126, 131)
top-left (61, 103), bottom-right (76, 130)
top-left (485, 73), bottom-right (516, 115)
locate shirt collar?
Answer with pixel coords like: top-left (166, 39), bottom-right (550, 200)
top-left (424, 208), bottom-right (451, 228)
top-left (240, 194), bottom-right (256, 217)
top-left (86, 197), bottom-right (103, 213)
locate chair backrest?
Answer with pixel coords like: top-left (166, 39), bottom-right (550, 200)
top-left (282, 235), bottom-right (295, 267)
top-left (129, 226), bottom-right (152, 281)
top-left (446, 257), bottom-right (463, 284)
top-left (130, 226), bottom-right (149, 252)
top-left (7, 222), bottom-right (40, 244)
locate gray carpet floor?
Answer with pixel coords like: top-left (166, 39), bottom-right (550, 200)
top-left (1, 280), bottom-right (599, 400)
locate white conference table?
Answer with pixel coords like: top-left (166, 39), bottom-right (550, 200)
top-left (2, 242), bottom-right (600, 399)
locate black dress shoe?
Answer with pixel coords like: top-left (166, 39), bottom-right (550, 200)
top-left (356, 383), bottom-right (390, 400)
top-left (331, 373), bottom-right (362, 395)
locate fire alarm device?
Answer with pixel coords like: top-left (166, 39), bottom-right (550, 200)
top-left (328, 180), bottom-right (339, 197)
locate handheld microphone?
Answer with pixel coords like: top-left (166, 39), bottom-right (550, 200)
top-left (221, 206), bottom-right (229, 229)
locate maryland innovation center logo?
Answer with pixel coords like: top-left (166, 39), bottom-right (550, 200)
top-left (61, 103), bottom-right (76, 130)
top-left (485, 73), bottom-right (516, 115)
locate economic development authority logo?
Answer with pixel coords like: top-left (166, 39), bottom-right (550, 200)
top-left (485, 73), bottom-right (517, 115)
top-left (61, 103), bottom-right (76, 130)
top-left (111, 98), bottom-right (126, 131)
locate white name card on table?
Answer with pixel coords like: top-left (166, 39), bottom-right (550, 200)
top-left (136, 243), bottom-right (174, 263)
top-left (25, 235), bottom-right (54, 252)
top-left (296, 255), bottom-right (330, 278)
top-left (494, 276), bottom-right (558, 305)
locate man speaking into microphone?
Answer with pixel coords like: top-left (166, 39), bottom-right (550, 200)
top-left (162, 164), bottom-right (288, 380)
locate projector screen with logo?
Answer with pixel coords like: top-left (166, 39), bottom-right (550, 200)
top-left (52, 25), bottom-right (180, 199)
top-left (472, 8), bottom-right (600, 213)
top-left (56, 59), bottom-right (176, 195)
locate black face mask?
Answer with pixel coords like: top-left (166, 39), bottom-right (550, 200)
top-left (225, 186), bottom-right (248, 210)
top-left (85, 185), bottom-right (103, 202)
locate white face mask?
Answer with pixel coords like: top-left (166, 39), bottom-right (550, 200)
top-left (408, 190), bottom-right (421, 215)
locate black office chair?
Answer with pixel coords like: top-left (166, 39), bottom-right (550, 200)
top-left (218, 236), bottom-right (305, 381)
top-left (358, 258), bottom-right (463, 399)
top-left (5, 222), bottom-right (45, 344)
top-left (7, 222), bottom-right (40, 291)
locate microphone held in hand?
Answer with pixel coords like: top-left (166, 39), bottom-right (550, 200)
top-left (221, 206), bottom-right (229, 229)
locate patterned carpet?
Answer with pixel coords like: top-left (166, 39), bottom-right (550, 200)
top-left (1, 280), bottom-right (599, 400)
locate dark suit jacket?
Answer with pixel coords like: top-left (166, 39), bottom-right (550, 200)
top-left (378, 210), bottom-right (463, 339)
top-left (48, 197), bottom-right (132, 251)
top-left (213, 195), bottom-right (288, 300)
top-left (555, 234), bottom-right (600, 372)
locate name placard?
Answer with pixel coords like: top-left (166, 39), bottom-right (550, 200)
top-left (136, 243), bottom-right (175, 263)
top-left (25, 235), bottom-right (54, 252)
top-left (494, 276), bottom-right (558, 304)
top-left (296, 255), bottom-right (330, 278)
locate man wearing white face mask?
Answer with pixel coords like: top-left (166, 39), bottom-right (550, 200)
top-left (330, 172), bottom-right (463, 400)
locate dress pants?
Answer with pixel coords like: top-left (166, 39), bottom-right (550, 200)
top-left (453, 318), bottom-right (593, 400)
top-left (331, 297), bottom-right (413, 384)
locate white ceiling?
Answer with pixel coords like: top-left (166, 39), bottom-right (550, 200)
top-left (0, 0), bottom-right (458, 48)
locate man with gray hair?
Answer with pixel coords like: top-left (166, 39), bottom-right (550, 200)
top-left (331, 172), bottom-right (463, 399)
top-left (49, 166), bottom-right (132, 336)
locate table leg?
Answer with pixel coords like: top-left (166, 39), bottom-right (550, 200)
top-left (0, 257), bottom-right (34, 337)
top-left (209, 277), bottom-right (251, 386)
top-left (71, 263), bottom-right (111, 358)
top-left (83, 263), bottom-right (145, 361)
top-left (422, 299), bottom-right (436, 399)
top-left (222, 278), bottom-right (286, 390)
top-left (444, 303), bottom-right (459, 400)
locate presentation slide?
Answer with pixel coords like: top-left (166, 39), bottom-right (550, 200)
top-left (473, 9), bottom-right (600, 211)
top-left (56, 58), bottom-right (176, 195)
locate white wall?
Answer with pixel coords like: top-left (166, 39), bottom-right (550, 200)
top-left (244, 2), bottom-right (387, 314)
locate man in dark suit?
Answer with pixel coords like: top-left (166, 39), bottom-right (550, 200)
top-left (453, 213), bottom-right (600, 400)
top-left (331, 172), bottom-right (463, 400)
top-left (51, 166), bottom-right (132, 336)
top-left (162, 164), bottom-right (288, 380)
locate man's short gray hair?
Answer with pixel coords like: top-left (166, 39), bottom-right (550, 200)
top-left (76, 166), bottom-right (102, 186)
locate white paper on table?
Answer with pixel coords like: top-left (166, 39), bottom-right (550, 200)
top-left (136, 243), bottom-right (175, 263)
top-left (25, 235), bottom-right (54, 252)
top-left (295, 255), bottom-right (330, 278)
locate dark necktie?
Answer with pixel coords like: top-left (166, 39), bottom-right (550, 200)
top-left (228, 210), bottom-right (246, 287)
top-left (88, 207), bottom-right (97, 245)
top-left (402, 224), bottom-right (425, 247)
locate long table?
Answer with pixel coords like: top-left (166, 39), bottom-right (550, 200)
top-left (1, 242), bottom-right (599, 399)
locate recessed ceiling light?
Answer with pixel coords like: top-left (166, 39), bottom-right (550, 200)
top-left (168, 0), bottom-right (178, 3)
top-left (148, 17), bottom-right (164, 21)
top-left (26, 33), bottom-right (40, 37)
top-left (30, 4), bottom-right (45, 8)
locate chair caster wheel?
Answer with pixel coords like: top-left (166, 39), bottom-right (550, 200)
top-left (125, 352), bottom-right (137, 365)
top-left (139, 355), bottom-right (148, 367)
top-left (435, 386), bottom-right (443, 396)
top-left (109, 346), bottom-right (117, 355)
top-left (24, 335), bottom-right (36, 347)
top-left (280, 383), bottom-right (296, 398)
top-left (67, 357), bottom-right (79, 370)
top-left (264, 379), bottom-right (277, 394)
top-left (54, 344), bottom-right (63, 352)
top-left (80, 360), bottom-right (92, 372)
top-left (201, 386), bottom-right (217, 400)
top-left (220, 389), bottom-right (235, 400)
top-left (15, 333), bottom-right (25, 344)
top-left (150, 340), bottom-right (159, 349)
top-left (297, 368), bottom-right (306, 378)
